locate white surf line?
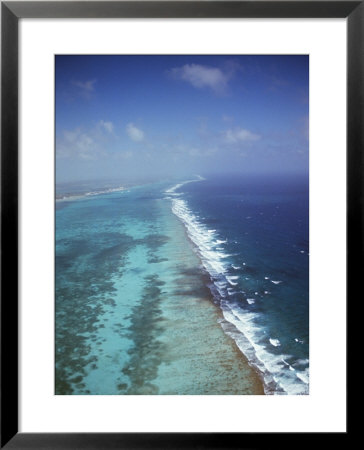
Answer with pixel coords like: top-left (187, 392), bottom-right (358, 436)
top-left (165, 175), bottom-right (205, 194)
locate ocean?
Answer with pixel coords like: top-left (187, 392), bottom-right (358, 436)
top-left (56, 174), bottom-right (309, 395)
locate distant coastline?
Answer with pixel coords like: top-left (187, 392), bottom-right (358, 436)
top-left (56, 186), bottom-right (126, 202)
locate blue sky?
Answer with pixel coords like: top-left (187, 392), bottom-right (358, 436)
top-left (56, 55), bottom-right (308, 183)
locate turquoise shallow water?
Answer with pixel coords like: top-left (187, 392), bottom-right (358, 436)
top-left (56, 181), bottom-right (264, 395)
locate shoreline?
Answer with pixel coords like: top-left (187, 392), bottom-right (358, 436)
top-left (56, 186), bottom-right (126, 202)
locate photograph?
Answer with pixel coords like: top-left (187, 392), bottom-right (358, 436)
top-left (55, 54), bottom-right (309, 396)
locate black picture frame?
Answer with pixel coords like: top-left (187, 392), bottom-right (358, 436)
top-left (1, 1), bottom-right (354, 448)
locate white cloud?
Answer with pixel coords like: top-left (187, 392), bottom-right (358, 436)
top-left (170, 64), bottom-right (230, 94)
top-left (72, 79), bottom-right (96, 92)
top-left (126, 123), bottom-right (144, 142)
top-left (57, 128), bottom-right (97, 160)
top-left (224, 127), bottom-right (261, 144)
top-left (76, 134), bottom-right (94, 152)
top-left (63, 128), bottom-right (81, 143)
top-left (63, 128), bottom-right (94, 151)
top-left (99, 120), bottom-right (113, 133)
top-left (57, 119), bottom-right (119, 161)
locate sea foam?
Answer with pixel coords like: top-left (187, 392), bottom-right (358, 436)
top-left (166, 179), bottom-right (309, 395)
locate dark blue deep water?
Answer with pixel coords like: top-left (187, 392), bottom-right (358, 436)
top-left (171, 174), bottom-right (309, 394)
